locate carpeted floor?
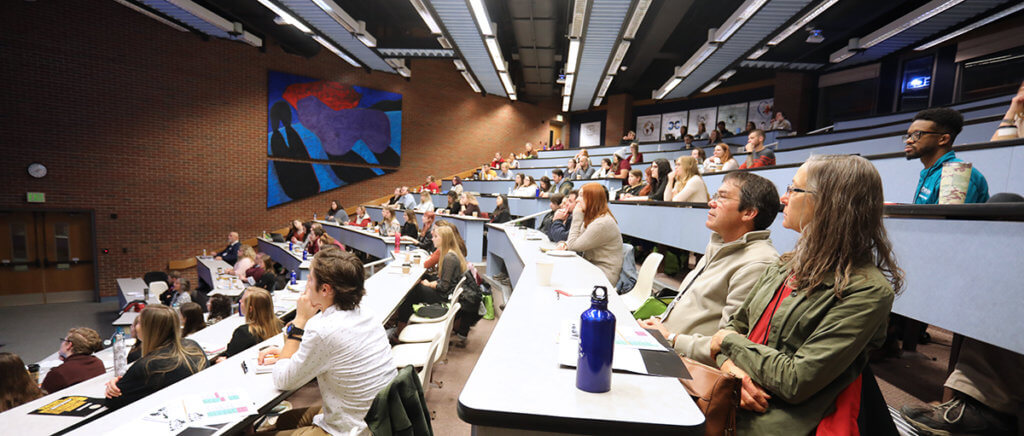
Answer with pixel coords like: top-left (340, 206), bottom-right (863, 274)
top-left (0, 299), bottom-right (121, 363)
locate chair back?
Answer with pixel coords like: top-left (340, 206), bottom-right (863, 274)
top-left (143, 271), bottom-right (169, 285)
top-left (448, 277), bottom-right (467, 305)
top-left (623, 252), bottom-right (663, 312)
top-left (419, 339), bottom-right (443, 388)
top-left (148, 281), bottom-right (169, 299)
top-left (438, 302), bottom-right (462, 362)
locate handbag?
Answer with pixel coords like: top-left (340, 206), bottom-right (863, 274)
top-left (677, 356), bottom-right (740, 436)
top-left (631, 297), bottom-right (673, 320)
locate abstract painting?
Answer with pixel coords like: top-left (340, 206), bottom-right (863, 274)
top-left (268, 162), bottom-right (395, 208)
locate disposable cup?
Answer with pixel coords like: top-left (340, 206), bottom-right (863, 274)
top-left (402, 263), bottom-right (411, 274)
top-left (536, 262), bottom-right (554, 286)
top-left (939, 161), bottom-right (972, 204)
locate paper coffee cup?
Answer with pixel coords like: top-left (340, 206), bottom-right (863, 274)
top-left (939, 162), bottom-right (972, 204)
top-left (472, 211), bottom-right (479, 217)
top-left (402, 263), bottom-right (411, 274)
top-left (536, 262), bottom-right (554, 286)
top-left (994, 126), bottom-right (1019, 141)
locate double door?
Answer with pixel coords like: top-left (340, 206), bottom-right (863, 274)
top-left (0, 211), bottom-right (96, 306)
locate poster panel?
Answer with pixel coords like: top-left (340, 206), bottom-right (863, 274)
top-left (580, 121), bottom-right (603, 147)
top-left (660, 111), bottom-right (688, 141)
top-left (636, 114), bottom-right (662, 142)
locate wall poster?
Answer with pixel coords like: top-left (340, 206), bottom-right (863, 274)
top-left (580, 121), bottom-right (603, 147)
top-left (660, 111), bottom-right (688, 141)
top-left (636, 114), bottom-right (662, 142)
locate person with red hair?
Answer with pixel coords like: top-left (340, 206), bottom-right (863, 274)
top-left (556, 183), bottom-right (623, 284)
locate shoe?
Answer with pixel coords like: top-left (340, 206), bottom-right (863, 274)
top-left (900, 394), bottom-right (1017, 436)
top-left (450, 333), bottom-right (468, 348)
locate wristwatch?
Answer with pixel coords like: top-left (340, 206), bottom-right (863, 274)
top-left (667, 333), bottom-right (677, 347)
top-left (286, 324), bottom-right (305, 341)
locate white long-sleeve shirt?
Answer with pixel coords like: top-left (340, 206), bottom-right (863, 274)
top-left (272, 305), bottom-right (396, 436)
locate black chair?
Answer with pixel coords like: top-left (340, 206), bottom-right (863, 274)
top-left (143, 271), bottom-right (169, 285)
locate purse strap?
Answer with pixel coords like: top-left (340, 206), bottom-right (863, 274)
top-left (659, 262), bottom-right (708, 321)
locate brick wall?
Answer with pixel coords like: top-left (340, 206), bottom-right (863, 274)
top-left (0, 0), bottom-right (558, 298)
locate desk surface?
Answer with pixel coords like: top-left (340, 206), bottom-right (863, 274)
top-left (458, 225), bottom-right (704, 434)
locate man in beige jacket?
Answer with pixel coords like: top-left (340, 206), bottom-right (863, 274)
top-left (639, 172), bottom-right (780, 365)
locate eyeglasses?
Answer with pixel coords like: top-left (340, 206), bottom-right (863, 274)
top-left (786, 185), bottom-right (815, 195)
top-left (901, 131), bottom-right (946, 142)
top-left (710, 192), bottom-right (736, 202)
top-left (59, 337), bottom-right (71, 345)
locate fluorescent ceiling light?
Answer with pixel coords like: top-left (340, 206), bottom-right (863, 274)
top-left (597, 75), bottom-right (613, 97)
top-left (113, 0), bottom-right (189, 32)
top-left (701, 80), bottom-right (723, 93)
top-left (767, 0), bottom-right (840, 46)
top-left (566, 39), bottom-right (581, 74)
top-left (499, 71), bottom-right (515, 95)
top-left (437, 36), bottom-right (452, 49)
top-left (569, 0), bottom-right (589, 38)
top-left (593, 97), bottom-right (603, 107)
top-left (409, 0), bottom-right (442, 34)
top-left (312, 35), bottom-right (361, 67)
top-left (747, 46), bottom-right (769, 60)
top-left (165, 0), bottom-right (262, 46)
top-left (562, 95), bottom-right (571, 112)
top-left (606, 40), bottom-right (630, 75)
top-left (861, 0), bottom-right (964, 49)
top-left (830, 49), bottom-right (855, 63)
top-left (713, 0), bottom-right (768, 43)
top-left (310, 0), bottom-right (356, 31)
top-left (653, 76), bottom-right (683, 100)
top-left (461, 71), bottom-right (481, 93)
top-left (915, 2), bottom-right (1024, 51)
top-left (509, 93), bottom-right (517, 101)
top-left (719, 70), bottom-right (736, 80)
top-left (468, 0), bottom-right (494, 36)
top-left (257, 0), bottom-right (312, 33)
top-left (563, 74), bottom-right (575, 96)
top-left (485, 37), bottom-right (505, 72)
top-left (679, 45), bottom-right (717, 77)
top-left (397, 66), bottom-right (411, 77)
top-left (622, 0), bottom-right (652, 40)
top-left (453, 59), bottom-right (466, 70)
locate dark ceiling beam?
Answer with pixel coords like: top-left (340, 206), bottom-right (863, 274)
top-left (610, 0), bottom-right (693, 92)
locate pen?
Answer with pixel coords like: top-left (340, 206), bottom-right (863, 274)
top-left (554, 289), bottom-right (571, 297)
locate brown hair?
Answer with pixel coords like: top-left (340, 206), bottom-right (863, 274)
top-left (242, 287), bottom-right (283, 340)
top-left (433, 226), bottom-right (467, 276)
top-left (311, 249), bottom-right (366, 311)
top-left (0, 353), bottom-right (43, 412)
top-left (138, 305), bottom-right (206, 376)
top-left (66, 327), bottom-right (104, 355)
top-left (580, 183), bottom-right (615, 226)
top-left (782, 155), bottom-right (903, 296)
top-left (404, 209), bottom-right (419, 232)
top-left (179, 302), bottom-right (206, 337)
top-left (715, 143), bottom-right (733, 162)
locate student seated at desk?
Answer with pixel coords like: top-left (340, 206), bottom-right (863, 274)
top-left (548, 190), bottom-right (577, 243)
top-left (170, 278), bottom-right (192, 308)
top-left (459, 192), bottom-right (481, 217)
top-left (231, 246), bottom-right (257, 281)
top-left (664, 156), bottom-right (709, 203)
top-left (105, 305), bottom-right (209, 410)
top-left (417, 211), bottom-right (436, 253)
top-left (159, 271), bottom-right (181, 306)
top-left (398, 226), bottom-right (467, 324)
top-left (707, 155), bottom-right (900, 434)
top-left (647, 158), bottom-right (672, 201)
top-left (380, 207), bottom-right (400, 237)
top-left (41, 327), bottom-right (105, 393)
top-left (214, 288), bottom-right (282, 364)
top-left (285, 220), bottom-right (308, 245)
top-left (205, 294), bottom-right (233, 326)
top-left (127, 315), bottom-right (143, 363)
top-left (401, 209), bottom-right (419, 239)
top-left (257, 249), bottom-right (396, 436)
top-left (421, 221), bottom-right (467, 270)
top-left (490, 194), bottom-right (511, 224)
top-left (444, 191), bottom-right (462, 215)
top-left (180, 302), bottom-right (206, 337)
top-left (0, 352), bottom-right (43, 412)
top-left (326, 200), bottom-right (347, 223)
top-left (616, 169), bottom-right (644, 200)
top-left (310, 228), bottom-right (344, 255)
top-left (349, 206), bottom-right (371, 227)
top-left (413, 191), bottom-right (434, 213)
top-left (556, 183), bottom-right (623, 284)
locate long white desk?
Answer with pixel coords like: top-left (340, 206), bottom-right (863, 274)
top-left (196, 256), bottom-right (234, 290)
top-left (317, 220), bottom-right (418, 260)
top-left (64, 261), bottom-right (427, 436)
top-left (116, 278), bottom-right (158, 309)
top-left (256, 238), bottom-right (310, 280)
top-left (462, 223), bottom-right (705, 434)
top-left (365, 205), bottom-right (489, 263)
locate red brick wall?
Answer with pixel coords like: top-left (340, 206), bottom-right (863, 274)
top-left (0, 0), bottom-right (557, 298)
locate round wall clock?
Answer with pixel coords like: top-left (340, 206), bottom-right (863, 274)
top-left (28, 162), bottom-right (48, 178)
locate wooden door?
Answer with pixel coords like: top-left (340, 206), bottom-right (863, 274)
top-left (0, 211), bottom-right (95, 306)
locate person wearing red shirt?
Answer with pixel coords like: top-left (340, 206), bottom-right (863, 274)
top-left (739, 130), bottom-right (775, 169)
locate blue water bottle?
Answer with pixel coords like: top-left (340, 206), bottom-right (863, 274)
top-left (288, 240), bottom-right (293, 251)
top-left (290, 270), bottom-right (297, 285)
top-left (576, 285), bottom-right (615, 393)
top-left (302, 249), bottom-right (307, 260)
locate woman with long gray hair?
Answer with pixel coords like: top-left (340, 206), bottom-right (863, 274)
top-left (708, 155), bottom-right (903, 434)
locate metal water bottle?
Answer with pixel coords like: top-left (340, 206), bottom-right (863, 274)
top-left (290, 270), bottom-right (297, 285)
top-left (576, 285), bottom-right (615, 393)
top-left (302, 249), bottom-right (307, 261)
top-left (288, 240), bottom-right (293, 251)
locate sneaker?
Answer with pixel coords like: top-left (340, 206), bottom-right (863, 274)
top-left (900, 394), bottom-right (1016, 436)
top-left (450, 333), bottom-right (468, 348)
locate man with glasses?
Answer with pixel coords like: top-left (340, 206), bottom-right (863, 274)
top-left (638, 172), bottom-right (779, 365)
top-left (905, 107), bottom-right (989, 204)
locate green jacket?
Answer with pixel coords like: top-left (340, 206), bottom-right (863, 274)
top-left (715, 261), bottom-right (894, 435)
top-left (365, 365), bottom-right (433, 436)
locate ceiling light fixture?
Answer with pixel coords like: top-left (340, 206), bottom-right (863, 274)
top-left (653, 74), bottom-right (683, 100)
top-left (679, 44), bottom-right (717, 77)
top-left (566, 39), bottom-right (581, 74)
top-left (622, 0), bottom-right (652, 40)
top-left (747, 46), bottom-right (769, 60)
top-left (485, 37), bottom-right (505, 72)
top-left (597, 75), bottom-right (614, 98)
top-left (468, 0), bottom-right (494, 36)
top-left (713, 0), bottom-right (768, 43)
top-left (499, 71), bottom-right (515, 95)
top-left (461, 70), bottom-right (482, 93)
top-left (860, 0), bottom-right (965, 49)
top-left (593, 96), bottom-right (603, 107)
top-left (563, 74), bottom-right (575, 96)
top-left (719, 69), bottom-right (736, 80)
top-left (569, 0), bottom-right (589, 38)
top-left (915, 2), bottom-right (1024, 51)
top-left (409, 0), bottom-right (442, 34)
top-left (453, 59), bottom-right (466, 71)
top-left (312, 35), bottom-right (361, 67)
top-left (701, 80), bottom-right (723, 93)
top-left (256, 0), bottom-right (311, 33)
top-left (562, 95), bottom-right (571, 112)
top-left (113, 0), bottom-right (189, 33)
top-left (767, 0), bottom-right (840, 46)
top-left (437, 36), bottom-right (452, 49)
top-left (165, 0), bottom-right (263, 46)
top-left (606, 40), bottom-right (630, 75)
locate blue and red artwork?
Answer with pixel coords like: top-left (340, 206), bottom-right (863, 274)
top-left (266, 71), bottom-right (401, 207)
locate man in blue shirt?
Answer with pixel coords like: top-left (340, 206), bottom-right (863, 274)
top-left (905, 108), bottom-right (989, 204)
top-left (397, 186), bottom-right (416, 209)
top-left (547, 190), bottom-right (577, 243)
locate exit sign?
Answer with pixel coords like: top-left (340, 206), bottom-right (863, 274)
top-left (26, 192), bottom-right (45, 203)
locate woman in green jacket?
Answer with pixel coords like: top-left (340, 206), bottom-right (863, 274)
top-left (709, 155), bottom-right (903, 434)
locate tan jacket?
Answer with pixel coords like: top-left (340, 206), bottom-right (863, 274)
top-left (661, 230), bottom-right (777, 365)
top-left (566, 209), bottom-right (623, 284)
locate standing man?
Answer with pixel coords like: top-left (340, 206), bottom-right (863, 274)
top-left (547, 190), bottom-right (578, 243)
top-left (905, 108), bottom-right (989, 204)
top-left (258, 248), bottom-right (396, 435)
top-left (214, 232), bottom-right (240, 265)
top-left (639, 172), bottom-right (780, 365)
top-left (739, 129), bottom-right (775, 169)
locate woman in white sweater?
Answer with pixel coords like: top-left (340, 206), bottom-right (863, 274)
top-left (558, 183), bottom-right (623, 284)
top-left (665, 156), bottom-right (710, 203)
